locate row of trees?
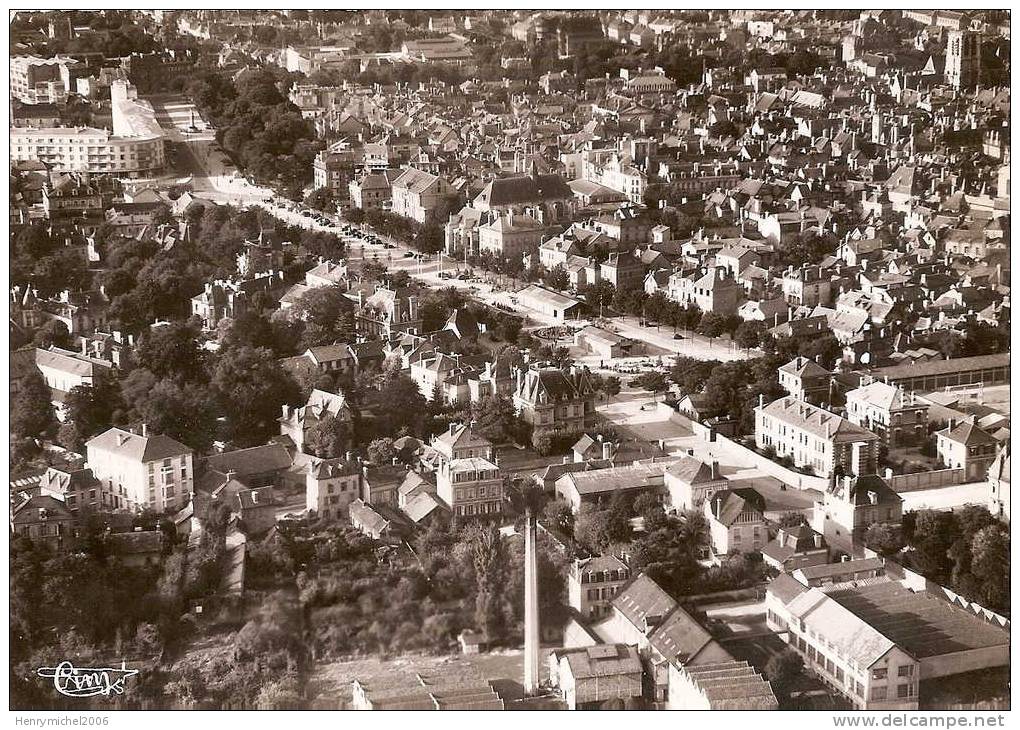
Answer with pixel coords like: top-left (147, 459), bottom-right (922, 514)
top-left (902, 507), bottom-right (1010, 614)
top-left (346, 207), bottom-right (452, 254)
top-left (187, 67), bottom-right (321, 199)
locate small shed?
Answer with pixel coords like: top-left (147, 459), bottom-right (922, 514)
top-left (458, 629), bottom-right (486, 655)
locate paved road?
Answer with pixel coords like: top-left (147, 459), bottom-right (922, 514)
top-left (150, 94), bottom-right (274, 205)
top-left (152, 93), bottom-right (752, 362)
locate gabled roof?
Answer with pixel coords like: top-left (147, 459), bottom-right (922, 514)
top-left (988, 443), bottom-right (1010, 483)
top-left (108, 530), bottom-right (163, 555)
top-left (611, 573), bottom-right (677, 629)
top-left (760, 398), bottom-right (879, 443)
top-left (403, 491), bottom-right (444, 523)
top-left (785, 587), bottom-right (897, 668)
top-left (474, 173), bottom-right (572, 207)
top-left (35, 346), bottom-right (112, 378)
top-left (707, 488), bottom-right (766, 527)
top-left (445, 307), bottom-right (479, 339)
top-left (939, 420), bottom-right (997, 446)
top-left (12, 494), bottom-right (73, 525)
top-left (779, 356), bottom-right (830, 379)
top-left (203, 443), bottom-right (293, 477)
top-left (648, 603), bottom-right (717, 665)
top-left (86, 427), bottom-right (191, 463)
top-left (664, 456), bottom-right (724, 487)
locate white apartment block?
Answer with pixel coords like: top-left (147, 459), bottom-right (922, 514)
top-left (10, 55), bottom-right (77, 104)
top-left (755, 397), bottom-right (880, 477)
top-left (10, 80), bottom-right (166, 177)
top-left (580, 149), bottom-right (647, 204)
top-left (85, 427), bottom-right (194, 513)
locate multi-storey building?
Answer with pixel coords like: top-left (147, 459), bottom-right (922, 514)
top-left (39, 465), bottom-right (122, 513)
top-left (477, 211), bottom-right (546, 259)
top-left (85, 426), bottom-right (193, 513)
top-left (42, 173), bottom-right (121, 228)
top-left (35, 346), bottom-right (115, 421)
top-left (312, 142), bottom-right (359, 209)
top-left (756, 397), bottom-right (880, 478)
top-left (705, 488), bottom-right (767, 556)
top-left (555, 460), bottom-right (671, 514)
top-left (279, 389), bottom-right (353, 456)
top-left (11, 81), bottom-right (166, 177)
top-left (472, 172), bottom-right (575, 223)
top-left (766, 577), bottom-right (921, 710)
top-left (513, 364), bottom-right (597, 445)
top-left (987, 443), bottom-right (1010, 522)
top-left (761, 524), bottom-right (829, 573)
top-left (664, 457), bottom-right (727, 512)
top-left (349, 170), bottom-right (399, 211)
top-left (190, 271), bottom-right (284, 330)
top-left (390, 167), bottom-right (455, 223)
top-left (11, 495), bottom-right (76, 552)
top-left (549, 645), bottom-right (643, 710)
top-left (580, 149), bottom-right (647, 204)
top-left (777, 357), bottom-right (831, 405)
top-left (431, 424), bottom-right (502, 518)
top-left (305, 457), bottom-right (362, 521)
top-left (767, 575), bottom-right (1009, 710)
top-left (935, 420), bottom-right (999, 481)
top-left (10, 55), bottom-right (77, 104)
top-left (567, 555), bottom-right (631, 620)
top-left (667, 267), bottom-right (744, 316)
top-left (355, 286), bottom-right (422, 338)
top-left (599, 252), bottom-right (647, 291)
top-left (810, 474), bottom-right (902, 550)
top-left (845, 380), bottom-right (929, 447)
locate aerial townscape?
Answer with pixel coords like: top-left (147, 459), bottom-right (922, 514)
top-left (8, 8), bottom-right (1012, 715)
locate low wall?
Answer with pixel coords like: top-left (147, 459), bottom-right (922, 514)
top-left (713, 434), bottom-right (830, 492)
top-left (887, 468), bottom-right (965, 493)
top-left (656, 401), bottom-right (714, 440)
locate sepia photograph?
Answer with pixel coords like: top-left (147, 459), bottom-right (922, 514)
top-left (7, 7), bottom-right (1012, 719)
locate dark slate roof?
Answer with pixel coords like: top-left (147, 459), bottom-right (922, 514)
top-left (202, 443), bottom-right (293, 478)
top-left (475, 173), bottom-right (572, 207)
top-left (12, 495), bottom-right (73, 524)
top-left (611, 573), bottom-right (677, 628)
